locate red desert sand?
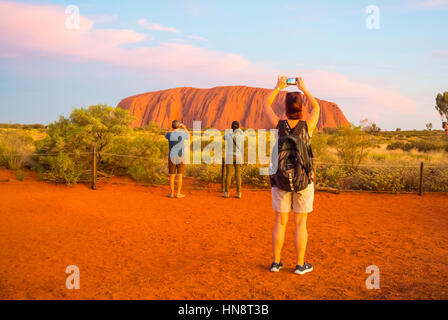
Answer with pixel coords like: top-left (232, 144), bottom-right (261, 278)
top-left (0, 169), bottom-right (447, 300)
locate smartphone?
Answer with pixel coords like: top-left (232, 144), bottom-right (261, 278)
top-left (286, 78), bottom-right (297, 86)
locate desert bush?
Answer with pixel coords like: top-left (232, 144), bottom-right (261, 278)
top-left (38, 153), bottom-right (86, 186)
top-left (15, 169), bottom-right (26, 181)
top-left (37, 105), bottom-right (133, 156)
top-left (323, 127), bottom-right (338, 135)
top-left (102, 134), bottom-right (167, 175)
top-left (186, 164), bottom-right (221, 183)
top-left (369, 153), bottom-right (387, 161)
top-left (411, 140), bottom-right (444, 153)
top-left (0, 130), bottom-right (34, 169)
top-left (241, 165), bottom-right (270, 188)
top-left (387, 141), bottom-right (413, 151)
top-left (314, 164), bottom-right (448, 192)
top-left (35, 105), bottom-right (134, 185)
top-left (316, 165), bottom-right (346, 188)
top-left (127, 163), bottom-right (166, 184)
top-left (423, 167), bottom-right (448, 192)
top-left (328, 125), bottom-right (374, 168)
top-left (311, 133), bottom-right (329, 159)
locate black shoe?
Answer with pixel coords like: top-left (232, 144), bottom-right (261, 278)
top-left (270, 261), bottom-right (284, 272)
top-left (294, 263), bottom-right (313, 275)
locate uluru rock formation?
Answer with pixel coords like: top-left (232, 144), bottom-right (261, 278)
top-left (117, 86), bottom-right (350, 130)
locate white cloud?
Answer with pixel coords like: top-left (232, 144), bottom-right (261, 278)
top-left (137, 19), bottom-right (180, 33)
top-left (0, 1), bottom-right (248, 74)
top-left (187, 35), bottom-right (208, 41)
top-left (414, 0), bottom-right (448, 7)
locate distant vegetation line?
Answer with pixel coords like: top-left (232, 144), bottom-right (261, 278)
top-left (0, 123), bottom-right (46, 129)
top-left (1, 105), bottom-right (448, 192)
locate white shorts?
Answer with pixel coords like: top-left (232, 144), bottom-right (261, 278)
top-left (271, 183), bottom-right (314, 214)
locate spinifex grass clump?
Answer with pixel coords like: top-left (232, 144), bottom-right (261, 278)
top-left (0, 130), bottom-right (34, 170)
top-left (15, 169), bottom-right (26, 181)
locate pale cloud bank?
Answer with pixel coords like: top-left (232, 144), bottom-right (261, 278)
top-left (0, 0), bottom-right (418, 127)
top-left (0, 0), bottom-right (248, 74)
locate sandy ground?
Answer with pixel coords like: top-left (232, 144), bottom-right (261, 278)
top-left (0, 169), bottom-right (447, 300)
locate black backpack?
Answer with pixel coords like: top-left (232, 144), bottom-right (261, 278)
top-left (270, 120), bottom-right (314, 192)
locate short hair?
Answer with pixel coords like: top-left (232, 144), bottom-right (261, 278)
top-left (171, 120), bottom-right (180, 129)
top-left (285, 92), bottom-right (304, 120)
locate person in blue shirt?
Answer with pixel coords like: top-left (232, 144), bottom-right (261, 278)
top-left (165, 120), bottom-right (190, 198)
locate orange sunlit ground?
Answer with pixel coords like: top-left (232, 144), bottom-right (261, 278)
top-left (0, 169), bottom-right (447, 300)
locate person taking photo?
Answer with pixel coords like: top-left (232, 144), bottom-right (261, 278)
top-left (264, 76), bottom-right (320, 275)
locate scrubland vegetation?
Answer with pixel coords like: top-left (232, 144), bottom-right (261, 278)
top-left (1, 105), bottom-right (447, 192)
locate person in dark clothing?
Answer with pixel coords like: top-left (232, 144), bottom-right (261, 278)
top-left (223, 120), bottom-right (244, 199)
top-left (263, 76), bottom-right (320, 275)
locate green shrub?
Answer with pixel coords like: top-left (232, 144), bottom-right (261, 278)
top-left (422, 167), bottom-right (448, 192)
top-left (99, 131), bottom-right (168, 185)
top-left (412, 140), bottom-right (445, 153)
top-left (316, 165), bottom-right (346, 188)
top-left (311, 133), bottom-right (329, 159)
top-left (241, 165), bottom-right (270, 188)
top-left (38, 154), bottom-right (86, 186)
top-left (15, 169), bottom-right (26, 181)
top-left (35, 105), bottom-right (135, 185)
top-left (369, 153), bottom-right (387, 161)
top-left (387, 141), bottom-right (413, 151)
top-left (186, 164), bottom-right (221, 183)
top-left (328, 125), bottom-right (374, 168)
top-left (127, 163), bottom-right (166, 184)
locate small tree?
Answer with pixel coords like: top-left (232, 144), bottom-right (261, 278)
top-left (38, 105), bottom-right (134, 159)
top-left (360, 118), bottom-right (381, 134)
top-left (426, 123), bottom-right (433, 131)
top-left (69, 105), bottom-right (134, 157)
top-left (435, 92), bottom-right (448, 125)
top-left (36, 105), bottom-right (134, 184)
top-left (330, 125), bottom-right (374, 169)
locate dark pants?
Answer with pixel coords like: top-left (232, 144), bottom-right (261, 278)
top-left (224, 157), bottom-right (242, 193)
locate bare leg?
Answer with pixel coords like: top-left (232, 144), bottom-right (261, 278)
top-left (169, 174), bottom-right (176, 196)
top-left (294, 212), bottom-right (308, 266)
top-left (177, 174), bottom-right (183, 196)
top-left (272, 212), bottom-right (289, 263)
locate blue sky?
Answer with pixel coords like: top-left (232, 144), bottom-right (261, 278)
top-left (0, 0), bottom-right (447, 129)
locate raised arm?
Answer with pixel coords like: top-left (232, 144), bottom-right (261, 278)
top-left (296, 78), bottom-right (320, 137)
top-left (263, 75), bottom-right (287, 128)
top-left (179, 123), bottom-right (190, 139)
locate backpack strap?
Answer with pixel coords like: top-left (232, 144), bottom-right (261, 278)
top-left (290, 120), bottom-right (308, 136)
top-left (276, 120), bottom-right (291, 137)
